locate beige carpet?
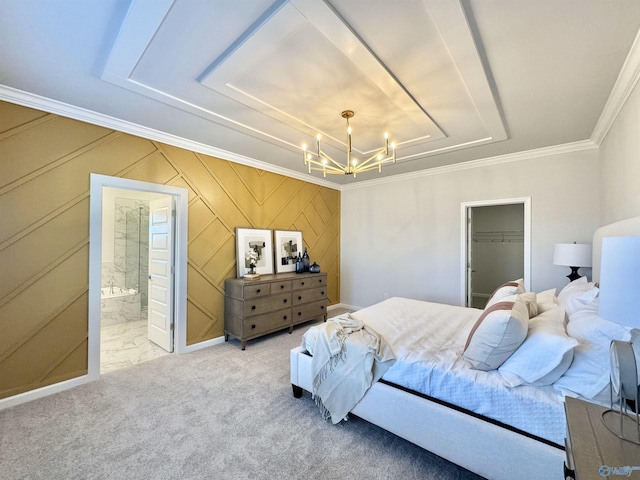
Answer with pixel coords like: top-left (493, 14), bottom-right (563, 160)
top-left (0, 319), bottom-right (484, 480)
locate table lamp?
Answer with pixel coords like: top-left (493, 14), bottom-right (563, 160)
top-left (553, 243), bottom-right (592, 282)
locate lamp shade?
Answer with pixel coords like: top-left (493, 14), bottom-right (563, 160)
top-left (598, 236), bottom-right (640, 328)
top-left (553, 243), bottom-right (592, 267)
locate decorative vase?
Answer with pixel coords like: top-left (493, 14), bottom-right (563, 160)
top-left (302, 248), bottom-right (310, 272)
top-left (309, 262), bottom-right (320, 273)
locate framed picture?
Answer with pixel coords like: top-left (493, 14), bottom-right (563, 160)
top-left (274, 230), bottom-right (303, 273)
top-left (235, 228), bottom-right (274, 278)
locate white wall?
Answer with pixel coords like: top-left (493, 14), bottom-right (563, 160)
top-left (340, 148), bottom-right (600, 309)
top-left (599, 76), bottom-right (640, 224)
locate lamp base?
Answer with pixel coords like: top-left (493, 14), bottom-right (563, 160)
top-left (567, 266), bottom-right (582, 282)
top-left (602, 409), bottom-right (640, 444)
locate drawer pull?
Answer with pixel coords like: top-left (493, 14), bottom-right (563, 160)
top-left (251, 324), bottom-right (256, 329)
top-left (257, 289), bottom-right (261, 293)
top-left (283, 315), bottom-right (287, 320)
top-left (298, 296), bottom-right (302, 300)
top-left (301, 281), bottom-right (305, 286)
top-left (283, 298), bottom-right (288, 303)
top-left (298, 312), bottom-right (302, 316)
top-left (320, 305), bottom-right (325, 310)
top-left (280, 285), bottom-right (284, 289)
top-left (251, 305), bottom-right (256, 310)
top-left (321, 291), bottom-right (325, 295)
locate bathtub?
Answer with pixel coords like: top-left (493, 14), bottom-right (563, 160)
top-left (100, 286), bottom-right (142, 326)
top-left (101, 287), bottom-right (138, 298)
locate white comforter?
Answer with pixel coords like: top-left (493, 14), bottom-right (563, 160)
top-left (351, 297), bottom-right (567, 444)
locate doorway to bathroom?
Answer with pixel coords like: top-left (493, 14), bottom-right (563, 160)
top-left (88, 174), bottom-right (188, 380)
top-left (99, 187), bottom-right (170, 372)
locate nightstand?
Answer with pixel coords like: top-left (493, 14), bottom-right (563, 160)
top-left (564, 396), bottom-right (640, 479)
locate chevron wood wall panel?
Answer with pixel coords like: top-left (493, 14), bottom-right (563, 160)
top-left (0, 100), bottom-right (340, 400)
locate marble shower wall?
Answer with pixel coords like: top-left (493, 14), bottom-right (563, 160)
top-left (102, 197), bottom-right (150, 305)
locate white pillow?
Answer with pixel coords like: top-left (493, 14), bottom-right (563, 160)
top-left (535, 288), bottom-right (558, 314)
top-left (498, 306), bottom-right (577, 387)
top-left (557, 277), bottom-right (598, 316)
top-left (486, 279), bottom-right (525, 308)
top-left (462, 298), bottom-right (529, 371)
top-left (500, 292), bottom-right (538, 318)
top-left (552, 299), bottom-right (632, 399)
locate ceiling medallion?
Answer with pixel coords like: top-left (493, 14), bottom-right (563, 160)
top-left (302, 110), bottom-right (396, 177)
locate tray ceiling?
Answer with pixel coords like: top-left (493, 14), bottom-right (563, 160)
top-left (2, 0), bottom-right (640, 185)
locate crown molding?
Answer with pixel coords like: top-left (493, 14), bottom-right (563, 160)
top-left (340, 139), bottom-right (598, 191)
top-left (0, 85), bottom-right (340, 191)
top-left (0, 81), bottom-right (625, 194)
top-left (591, 28), bottom-right (640, 145)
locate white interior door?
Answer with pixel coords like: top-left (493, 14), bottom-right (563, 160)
top-left (466, 207), bottom-right (474, 307)
top-left (148, 196), bottom-right (175, 352)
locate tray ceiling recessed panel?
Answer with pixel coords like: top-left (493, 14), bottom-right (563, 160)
top-left (103, 0), bottom-right (507, 167)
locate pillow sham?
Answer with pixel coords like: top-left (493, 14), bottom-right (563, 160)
top-left (557, 277), bottom-right (598, 316)
top-left (552, 299), bottom-right (632, 399)
top-left (463, 298), bottom-right (529, 371)
top-left (498, 306), bottom-right (577, 387)
top-left (486, 279), bottom-right (525, 308)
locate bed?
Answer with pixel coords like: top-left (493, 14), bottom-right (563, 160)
top-left (290, 216), bottom-right (640, 480)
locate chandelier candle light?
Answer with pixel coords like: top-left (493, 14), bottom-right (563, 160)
top-left (302, 110), bottom-right (396, 177)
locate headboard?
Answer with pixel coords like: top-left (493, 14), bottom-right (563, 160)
top-left (592, 215), bottom-right (640, 283)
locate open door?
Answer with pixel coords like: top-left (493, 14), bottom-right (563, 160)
top-left (148, 196), bottom-right (175, 352)
top-left (462, 198), bottom-right (530, 308)
top-left (466, 207), bottom-right (474, 307)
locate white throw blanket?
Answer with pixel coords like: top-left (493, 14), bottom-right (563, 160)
top-left (301, 314), bottom-right (396, 424)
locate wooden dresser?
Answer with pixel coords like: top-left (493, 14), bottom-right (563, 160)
top-left (224, 272), bottom-right (328, 349)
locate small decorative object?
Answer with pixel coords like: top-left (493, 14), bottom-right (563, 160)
top-left (235, 227), bottom-right (274, 278)
top-left (309, 262), bottom-right (321, 273)
top-left (274, 230), bottom-right (303, 273)
top-left (244, 249), bottom-right (260, 279)
top-left (295, 252), bottom-right (305, 273)
top-left (302, 248), bottom-right (310, 272)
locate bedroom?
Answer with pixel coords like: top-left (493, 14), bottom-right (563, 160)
top-left (1, 1), bottom-right (640, 477)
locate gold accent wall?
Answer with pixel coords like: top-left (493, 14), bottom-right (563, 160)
top-left (0, 100), bottom-right (340, 400)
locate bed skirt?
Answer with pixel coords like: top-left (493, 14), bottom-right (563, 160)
top-left (290, 345), bottom-right (566, 480)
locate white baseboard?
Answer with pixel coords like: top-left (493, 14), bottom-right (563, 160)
top-left (329, 302), bottom-right (362, 312)
top-left (0, 374), bottom-right (91, 411)
top-left (182, 335), bottom-right (226, 354)
top-left (0, 336), bottom-right (227, 410)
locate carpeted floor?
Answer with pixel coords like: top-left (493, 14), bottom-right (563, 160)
top-left (0, 319), bottom-right (484, 480)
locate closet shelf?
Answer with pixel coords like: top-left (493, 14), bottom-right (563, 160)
top-left (473, 230), bottom-right (524, 243)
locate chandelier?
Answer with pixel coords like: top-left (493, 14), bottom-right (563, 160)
top-left (302, 110), bottom-right (396, 177)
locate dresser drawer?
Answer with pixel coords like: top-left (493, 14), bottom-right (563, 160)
top-left (242, 283), bottom-right (271, 299)
top-left (293, 299), bottom-right (327, 325)
top-left (243, 292), bottom-right (291, 317)
top-left (244, 309), bottom-right (291, 336)
top-left (270, 280), bottom-right (292, 294)
top-left (292, 274), bottom-right (326, 290)
top-left (292, 286), bottom-right (327, 305)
